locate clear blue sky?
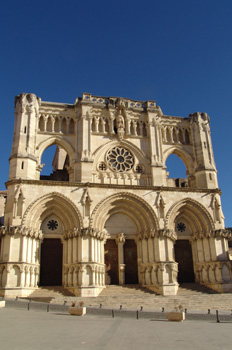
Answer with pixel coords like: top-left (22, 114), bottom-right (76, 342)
top-left (1, 0), bottom-right (232, 226)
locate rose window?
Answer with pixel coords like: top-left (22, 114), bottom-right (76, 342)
top-left (106, 147), bottom-right (134, 172)
top-left (177, 222), bottom-right (186, 232)
top-left (47, 219), bottom-right (58, 231)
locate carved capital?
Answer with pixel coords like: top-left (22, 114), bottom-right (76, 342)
top-left (158, 229), bottom-right (177, 241)
top-left (116, 233), bottom-right (126, 244)
top-left (0, 226), bottom-right (43, 240)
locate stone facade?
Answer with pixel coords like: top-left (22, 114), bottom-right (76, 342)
top-left (0, 92), bottom-right (231, 297)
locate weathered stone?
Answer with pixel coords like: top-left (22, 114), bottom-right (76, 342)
top-left (0, 92), bottom-right (231, 298)
top-left (166, 312), bottom-right (185, 322)
top-left (68, 307), bottom-right (86, 316)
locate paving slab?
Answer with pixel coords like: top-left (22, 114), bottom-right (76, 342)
top-left (1, 307), bottom-right (232, 350)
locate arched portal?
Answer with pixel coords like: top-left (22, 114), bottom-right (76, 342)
top-left (91, 193), bottom-right (159, 286)
top-left (166, 198), bottom-right (214, 284)
top-left (105, 212), bottom-right (138, 284)
top-left (23, 193), bottom-right (82, 286)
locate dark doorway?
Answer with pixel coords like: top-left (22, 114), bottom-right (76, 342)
top-left (40, 239), bottom-right (63, 286)
top-left (105, 239), bottom-right (119, 285)
top-left (174, 240), bottom-right (195, 283)
top-left (124, 240), bottom-right (138, 284)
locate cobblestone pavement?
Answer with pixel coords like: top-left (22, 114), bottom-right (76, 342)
top-left (0, 307), bottom-right (232, 350)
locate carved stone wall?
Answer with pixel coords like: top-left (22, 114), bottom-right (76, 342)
top-left (0, 92), bottom-right (231, 297)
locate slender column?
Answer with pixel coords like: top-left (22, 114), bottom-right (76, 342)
top-left (97, 240), bottom-right (101, 263)
top-left (25, 266), bottom-right (29, 287)
top-left (89, 237), bottom-right (94, 262)
top-left (73, 267), bottom-right (78, 286)
top-left (116, 233), bottom-right (126, 285)
top-left (19, 266), bottom-right (25, 288)
top-left (29, 267), bottom-right (34, 287)
top-left (34, 268), bottom-right (39, 287)
top-left (92, 266), bottom-right (96, 285)
top-left (73, 236), bottom-right (78, 263)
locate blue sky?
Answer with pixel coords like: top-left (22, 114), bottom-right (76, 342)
top-left (1, 0), bottom-right (232, 226)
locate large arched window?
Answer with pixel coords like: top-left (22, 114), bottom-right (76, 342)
top-left (165, 153), bottom-right (188, 187)
top-left (40, 145), bottom-right (69, 181)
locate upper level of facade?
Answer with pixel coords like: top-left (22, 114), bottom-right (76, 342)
top-left (8, 92), bottom-right (218, 189)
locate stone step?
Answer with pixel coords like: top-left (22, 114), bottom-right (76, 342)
top-left (24, 284), bottom-right (232, 311)
top-left (26, 286), bottom-right (75, 302)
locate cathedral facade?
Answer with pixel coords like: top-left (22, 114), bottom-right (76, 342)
top-left (0, 92), bottom-right (231, 297)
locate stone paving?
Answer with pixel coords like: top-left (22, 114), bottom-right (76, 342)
top-left (1, 307), bottom-right (232, 350)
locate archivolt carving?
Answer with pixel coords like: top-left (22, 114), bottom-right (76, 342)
top-left (165, 198), bottom-right (215, 235)
top-left (90, 192), bottom-right (159, 232)
top-left (22, 192), bottom-right (83, 230)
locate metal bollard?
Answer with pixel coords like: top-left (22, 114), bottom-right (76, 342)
top-left (137, 310), bottom-right (139, 320)
top-left (216, 310), bottom-right (220, 323)
top-left (162, 307), bottom-right (164, 312)
top-left (120, 305), bottom-right (122, 310)
top-left (112, 310), bottom-right (114, 318)
top-left (208, 309), bottom-right (210, 314)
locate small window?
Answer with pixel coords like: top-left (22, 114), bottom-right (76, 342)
top-left (21, 161), bottom-right (24, 170)
top-left (24, 127), bottom-right (27, 134)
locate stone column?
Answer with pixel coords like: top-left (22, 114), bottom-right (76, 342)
top-left (116, 233), bottom-right (126, 285)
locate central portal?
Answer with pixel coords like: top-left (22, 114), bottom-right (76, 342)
top-left (40, 238), bottom-right (63, 286)
top-left (174, 240), bottom-right (195, 283)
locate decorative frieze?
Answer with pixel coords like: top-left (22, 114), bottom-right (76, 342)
top-left (195, 261), bottom-right (232, 285)
top-left (0, 226), bottom-right (43, 240)
top-left (191, 229), bottom-right (231, 240)
top-left (63, 227), bottom-right (109, 241)
top-left (139, 262), bottom-right (178, 286)
top-left (63, 262), bottom-right (105, 287)
top-left (136, 229), bottom-right (177, 241)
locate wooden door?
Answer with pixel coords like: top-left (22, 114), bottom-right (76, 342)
top-left (174, 240), bottom-right (195, 283)
top-left (40, 239), bottom-right (63, 286)
top-left (104, 239), bottom-right (119, 285)
top-left (124, 240), bottom-right (138, 284)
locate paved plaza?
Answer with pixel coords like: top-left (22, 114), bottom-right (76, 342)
top-left (0, 307), bottom-right (232, 350)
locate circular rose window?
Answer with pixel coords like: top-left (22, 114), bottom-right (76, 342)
top-left (47, 219), bottom-right (58, 231)
top-left (176, 222), bottom-right (186, 232)
top-left (106, 147), bottom-right (134, 172)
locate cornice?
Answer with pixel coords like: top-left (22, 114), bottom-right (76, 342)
top-left (5, 179), bottom-right (222, 195)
